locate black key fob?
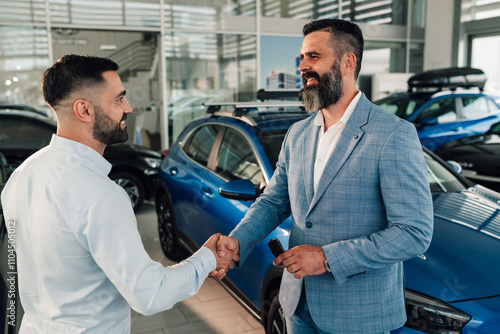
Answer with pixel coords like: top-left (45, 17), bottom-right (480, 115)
top-left (268, 238), bottom-right (285, 258)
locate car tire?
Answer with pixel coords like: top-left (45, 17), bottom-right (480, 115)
top-left (109, 172), bottom-right (145, 212)
top-left (266, 294), bottom-right (287, 334)
top-left (156, 191), bottom-right (188, 261)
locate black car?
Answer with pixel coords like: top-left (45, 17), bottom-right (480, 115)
top-left (0, 105), bottom-right (161, 211)
top-left (434, 121), bottom-right (500, 192)
top-left (0, 151), bottom-right (23, 334)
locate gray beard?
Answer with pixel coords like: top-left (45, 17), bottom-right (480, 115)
top-left (302, 62), bottom-right (343, 112)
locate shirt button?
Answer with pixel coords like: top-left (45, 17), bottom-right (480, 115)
top-left (306, 222), bottom-right (313, 228)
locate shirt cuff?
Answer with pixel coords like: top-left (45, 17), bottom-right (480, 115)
top-left (186, 246), bottom-right (217, 277)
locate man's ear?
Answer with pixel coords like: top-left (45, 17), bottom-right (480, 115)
top-left (73, 99), bottom-right (93, 123)
top-left (342, 52), bottom-right (356, 76)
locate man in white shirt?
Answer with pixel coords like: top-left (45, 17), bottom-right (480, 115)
top-left (1, 54), bottom-right (238, 333)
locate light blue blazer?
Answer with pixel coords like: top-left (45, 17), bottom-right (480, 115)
top-left (231, 93), bottom-right (433, 333)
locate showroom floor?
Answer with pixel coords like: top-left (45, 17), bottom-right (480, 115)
top-left (131, 201), bottom-right (265, 334)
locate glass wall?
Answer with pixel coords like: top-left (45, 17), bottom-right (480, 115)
top-left (462, 0), bottom-right (500, 21)
top-left (260, 0), bottom-right (414, 25)
top-left (0, 26), bottom-right (50, 109)
top-left (165, 0), bottom-right (256, 30)
top-left (165, 32), bottom-right (256, 142)
top-left (462, 0), bottom-right (500, 95)
top-left (471, 35), bottom-right (500, 94)
top-left (0, 0), bottom-right (429, 148)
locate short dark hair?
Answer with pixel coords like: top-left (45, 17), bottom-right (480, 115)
top-left (303, 19), bottom-right (364, 79)
top-left (42, 54), bottom-right (119, 107)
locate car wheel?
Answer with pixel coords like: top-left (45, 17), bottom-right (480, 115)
top-left (109, 172), bottom-right (145, 212)
top-left (156, 191), bottom-right (188, 261)
top-left (266, 294), bottom-right (287, 334)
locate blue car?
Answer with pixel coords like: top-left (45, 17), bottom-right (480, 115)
top-left (374, 67), bottom-right (500, 151)
top-left (155, 100), bottom-right (500, 333)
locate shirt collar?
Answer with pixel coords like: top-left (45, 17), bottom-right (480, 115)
top-left (314, 91), bottom-right (362, 128)
top-left (49, 134), bottom-right (112, 175)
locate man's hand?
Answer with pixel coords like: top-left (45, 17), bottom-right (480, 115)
top-left (203, 234), bottom-right (239, 280)
top-left (207, 235), bottom-right (240, 280)
top-left (216, 235), bottom-right (239, 258)
top-left (273, 245), bottom-right (327, 279)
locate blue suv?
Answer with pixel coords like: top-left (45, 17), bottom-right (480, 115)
top-left (374, 67), bottom-right (500, 151)
top-left (155, 98), bottom-right (500, 333)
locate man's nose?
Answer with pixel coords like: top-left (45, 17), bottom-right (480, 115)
top-left (298, 58), bottom-right (310, 72)
top-left (124, 98), bottom-right (133, 114)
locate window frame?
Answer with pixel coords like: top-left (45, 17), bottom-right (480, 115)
top-left (416, 96), bottom-right (461, 124)
top-left (181, 121), bottom-right (269, 188)
top-left (213, 126), bottom-right (263, 188)
top-left (180, 124), bottom-right (222, 168)
top-left (459, 95), bottom-right (500, 120)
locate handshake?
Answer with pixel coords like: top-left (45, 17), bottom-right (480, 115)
top-left (202, 234), bottom-right (330, 280)
top-left (202, 234), bottom-right (240, 280)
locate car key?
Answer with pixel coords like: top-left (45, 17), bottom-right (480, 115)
top-left (268, 238), bottom-right (285, 258)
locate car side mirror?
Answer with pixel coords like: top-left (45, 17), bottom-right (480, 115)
top-left (219, 179), bottom-right (257, 201)
top-left (417, 116), bottom-right (438, 128)
top-left (446, 160), bottom-right (463, 174)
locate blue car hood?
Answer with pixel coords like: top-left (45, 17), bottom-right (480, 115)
top-left (404, 185), bottom-right (500, 302)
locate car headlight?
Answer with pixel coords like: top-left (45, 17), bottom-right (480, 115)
top-left (405, 289), bottom-right (471, 334)
top-left (143, 157), bottom-right (161, 169)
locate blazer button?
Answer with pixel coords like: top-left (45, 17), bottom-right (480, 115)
top-left (306, 222), bottom-right (313, 228)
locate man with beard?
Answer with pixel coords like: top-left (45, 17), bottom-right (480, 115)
top-left (215, 19), bottom-right (433, 333)
top-left (1, 54), bottom-right (238, 333)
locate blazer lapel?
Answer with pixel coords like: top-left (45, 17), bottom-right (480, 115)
top-left (302, 117), bottom-right (320, 206)
top-left (307, 94), bottom-right (371, 215)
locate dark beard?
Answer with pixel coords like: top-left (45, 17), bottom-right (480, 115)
top-left (301, 61), bottom-right (343, 112)
top-left (93, 106), bottom-right (128, 145)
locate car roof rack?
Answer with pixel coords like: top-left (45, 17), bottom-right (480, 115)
top-left (256, 88), bottom-right (302, 101)
top-left (407, 67), bottom-right (487, 92)
top-left (204, 101), bottom-right (305, 117)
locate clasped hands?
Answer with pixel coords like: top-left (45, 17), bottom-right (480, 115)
top-left (205, 235), bottom-right (328, 280)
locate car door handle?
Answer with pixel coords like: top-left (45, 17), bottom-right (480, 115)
top-left (169, 167), bottom-right (178, 176)
top-left (200, 187), bottom-right (214, 199)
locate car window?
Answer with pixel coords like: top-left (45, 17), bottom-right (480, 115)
top-left (183, 125), bottom-right (220, 166)
top-left (216, 128), bottom-right (262, 188)
top-left (461, 96), bottom-right (497, 119)
top-left (420, 97), bottom-right (458, 123)
top-left (0, 116), bottom-right (54, 150)
top-left (258, 129), bottom-right (287, 167)
top-left (375, 97), bottom-right (427, 119)
top-left (489, 122), bottom-right (500, 134)
top-left (424, 151), bottom-right (465, 193)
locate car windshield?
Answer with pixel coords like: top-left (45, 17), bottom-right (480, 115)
top-left (260, 130), bottom-right (465, 193)
top-left (424, 151), bottom-right (465, 193)
top-left (375, 96), bottom-right (428, 119)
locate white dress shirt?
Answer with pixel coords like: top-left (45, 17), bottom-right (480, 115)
top-left (1, 135), bottom-right (216, 333)
top-left (313, 91), bottom-right (362, 191)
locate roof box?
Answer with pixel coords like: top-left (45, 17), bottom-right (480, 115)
top-left (408, 67), bottom-right (487, 92)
